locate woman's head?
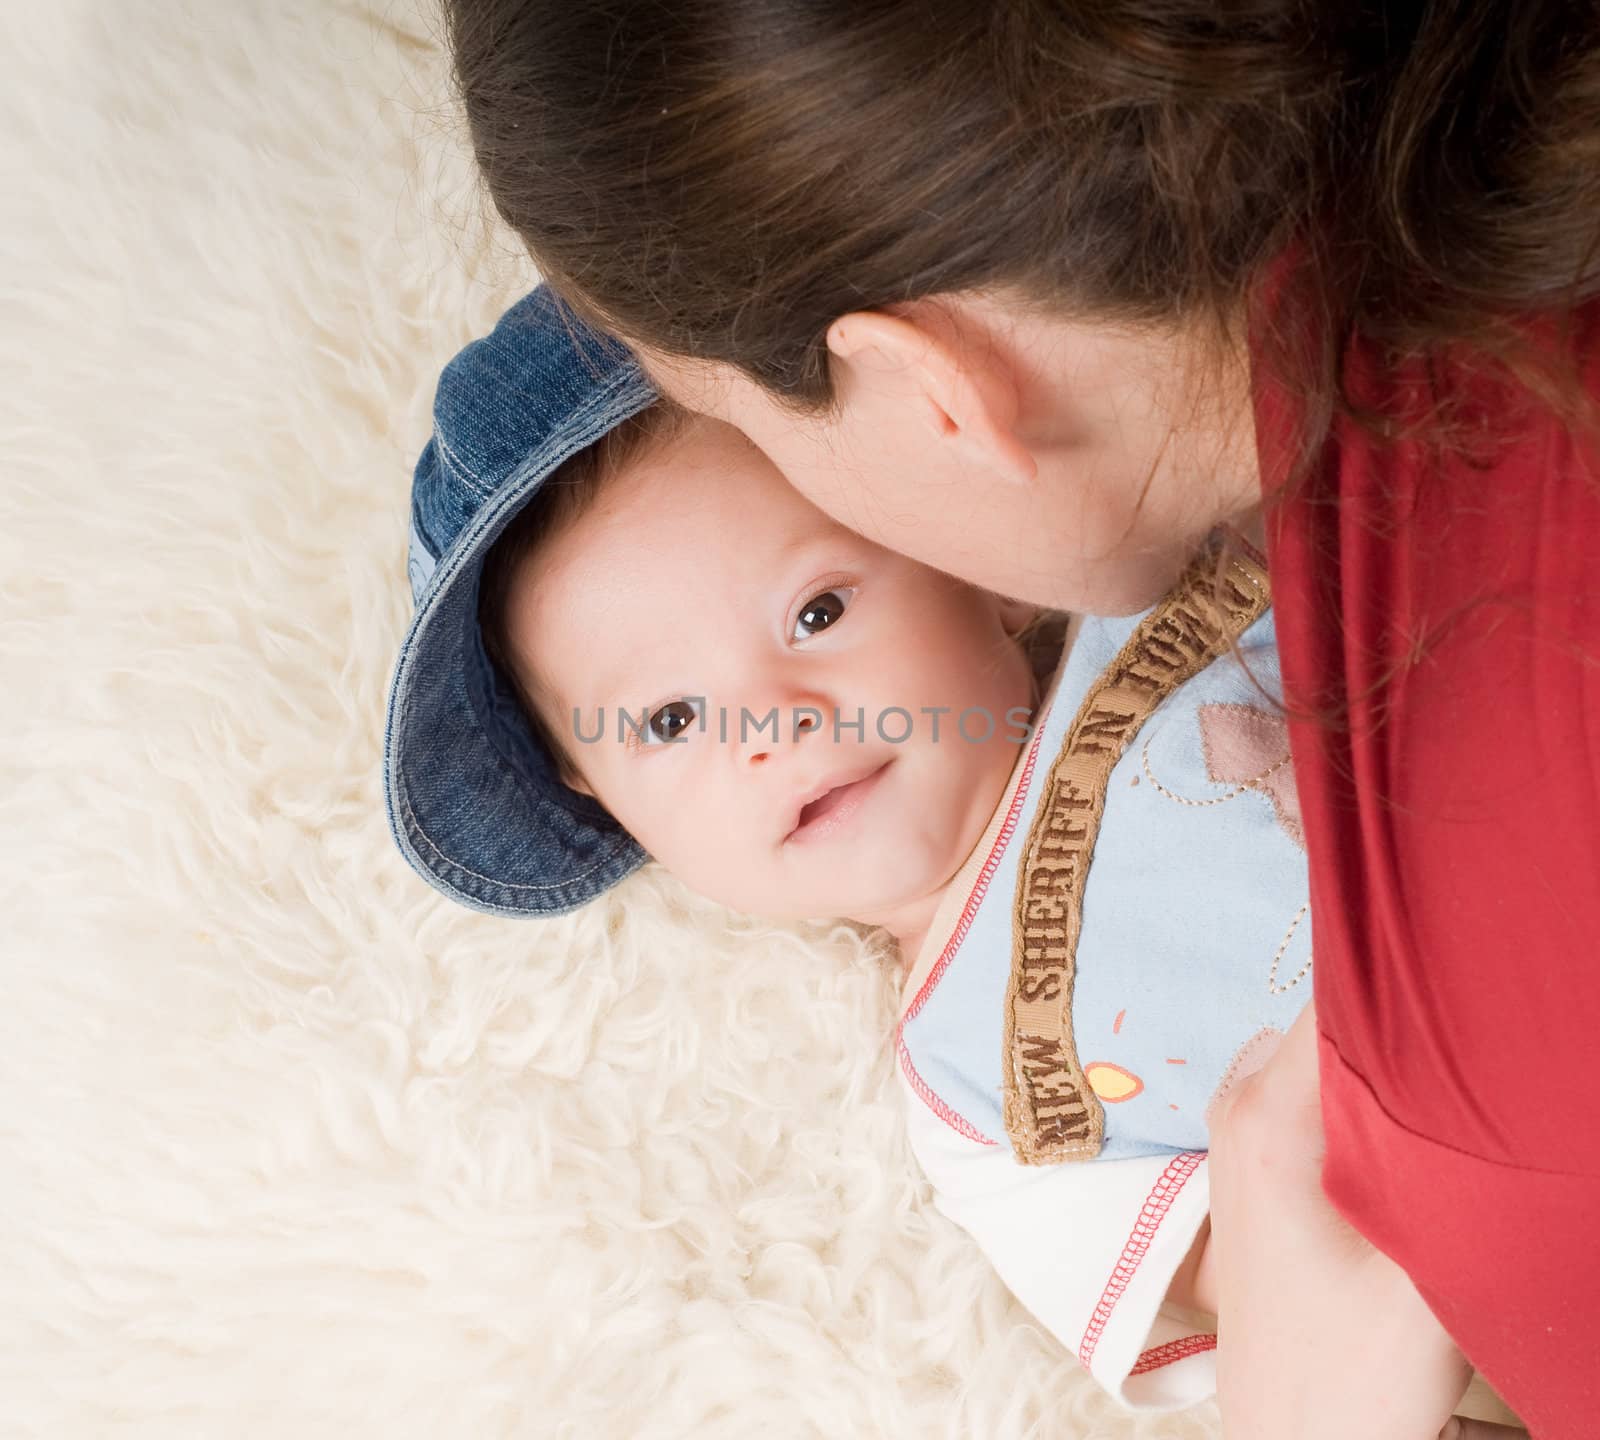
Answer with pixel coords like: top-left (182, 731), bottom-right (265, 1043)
top-left (635, 291), bottom-right (1262, 615)
top-left (447, 0), bottom-right (1338, 396)
top-left (447, 0), bottom-right (1314, 607)
top-left (448, 0), bottom-right (1600, 607)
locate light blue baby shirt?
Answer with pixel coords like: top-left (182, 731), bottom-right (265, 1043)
top-left (900, 596), bottom-right (1313, 1162)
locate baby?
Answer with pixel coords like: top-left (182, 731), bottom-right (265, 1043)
top-left (385, 288), bottom-right (1312, 1412)
top-left (475, 404), bottom-right (1048, 965)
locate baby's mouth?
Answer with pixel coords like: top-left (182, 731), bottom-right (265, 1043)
top-left (784, 760), bottom-right (893, 844)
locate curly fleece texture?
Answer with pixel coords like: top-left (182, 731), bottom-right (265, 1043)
top-left (0, 3), bottom-right (1235, 1436)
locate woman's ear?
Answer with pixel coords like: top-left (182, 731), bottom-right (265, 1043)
top-left (825, 310), bottom-right (1037, 485)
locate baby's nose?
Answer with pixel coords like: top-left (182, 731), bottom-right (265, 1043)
top-left (741, 698), bottom-right (825, 766)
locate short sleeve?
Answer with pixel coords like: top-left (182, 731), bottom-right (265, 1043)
top-left (901, 1073), bottom-right (1217, 1411)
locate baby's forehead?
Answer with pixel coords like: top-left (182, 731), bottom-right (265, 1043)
top-left (588, 415), bottom-right (846, 559)
top-left (524, 416), bottom-right (856, 650)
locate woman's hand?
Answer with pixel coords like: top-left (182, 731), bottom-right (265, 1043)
top-left (1206, 1001), bottom-right (1479, 1439)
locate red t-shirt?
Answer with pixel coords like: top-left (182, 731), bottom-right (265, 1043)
top-left (1255, 286), bottom-right (1600, 1433)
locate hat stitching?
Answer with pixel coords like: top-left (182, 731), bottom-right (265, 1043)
top-left (389, 372), bottom-right (642, 750)
top-left (387, 363), bottom-right (654, 903)
top-left (405, 365), bottom-right (643, 621)
top-left (400, 781), bottom-right (632, 892)
top-left (433, 428), bottom-right (494, 499)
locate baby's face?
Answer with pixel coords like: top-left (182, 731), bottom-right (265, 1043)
top-left (507, 417), bottom-right (1037, 930)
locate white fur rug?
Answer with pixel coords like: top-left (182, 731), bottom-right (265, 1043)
top-left (0, 4), bottom-right (1219, 1435)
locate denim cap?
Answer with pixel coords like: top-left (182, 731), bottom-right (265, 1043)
top-left (383, 285), bottom-right (657, 916)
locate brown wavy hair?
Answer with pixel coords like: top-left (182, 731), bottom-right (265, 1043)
top-left (443, 0), bottom-right (1600, 475)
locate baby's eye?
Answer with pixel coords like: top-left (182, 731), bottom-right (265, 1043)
top-left (792, 587), bottom-right (855, 641)
top-left (645, 698), bottom-right (700, 745)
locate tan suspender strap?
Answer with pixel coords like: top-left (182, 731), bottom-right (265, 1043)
top-left (1002, 546), bottom-right (1272, 1165)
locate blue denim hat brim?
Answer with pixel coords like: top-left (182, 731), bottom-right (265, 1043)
top-left (382, 288), bottom-right (657, 916)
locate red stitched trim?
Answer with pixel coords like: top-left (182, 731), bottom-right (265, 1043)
top-left (902, 709), bottom-right (1051, 1026)
top-left (1129, 1333), bottom-right (1218, 1376)
top-left (1078, 1152), bottom-right (1205, 1371)
top-left (896, 1032), bottom-right (998, 1146)
top-left (895, 712), bottom-right (1051, 1142)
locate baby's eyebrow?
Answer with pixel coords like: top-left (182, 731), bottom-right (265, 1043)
top-left (776, 531), bottom-right (831, 564)
top-left (588, 668), bottom-right (677, 725)
top-left (572, 532), bottom-right (838, 724)
top-left (583, 672), bottom-right (638, 720)
top-left (540, 654), bottom-right (623, 735)
top-left (564, 626), bottom-right (648, 718)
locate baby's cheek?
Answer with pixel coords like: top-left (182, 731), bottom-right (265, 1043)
top-left (649, 817), bottom-right (783, 915)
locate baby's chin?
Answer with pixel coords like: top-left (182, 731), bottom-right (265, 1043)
top-left (756, 841), bottom-right (971, 934)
